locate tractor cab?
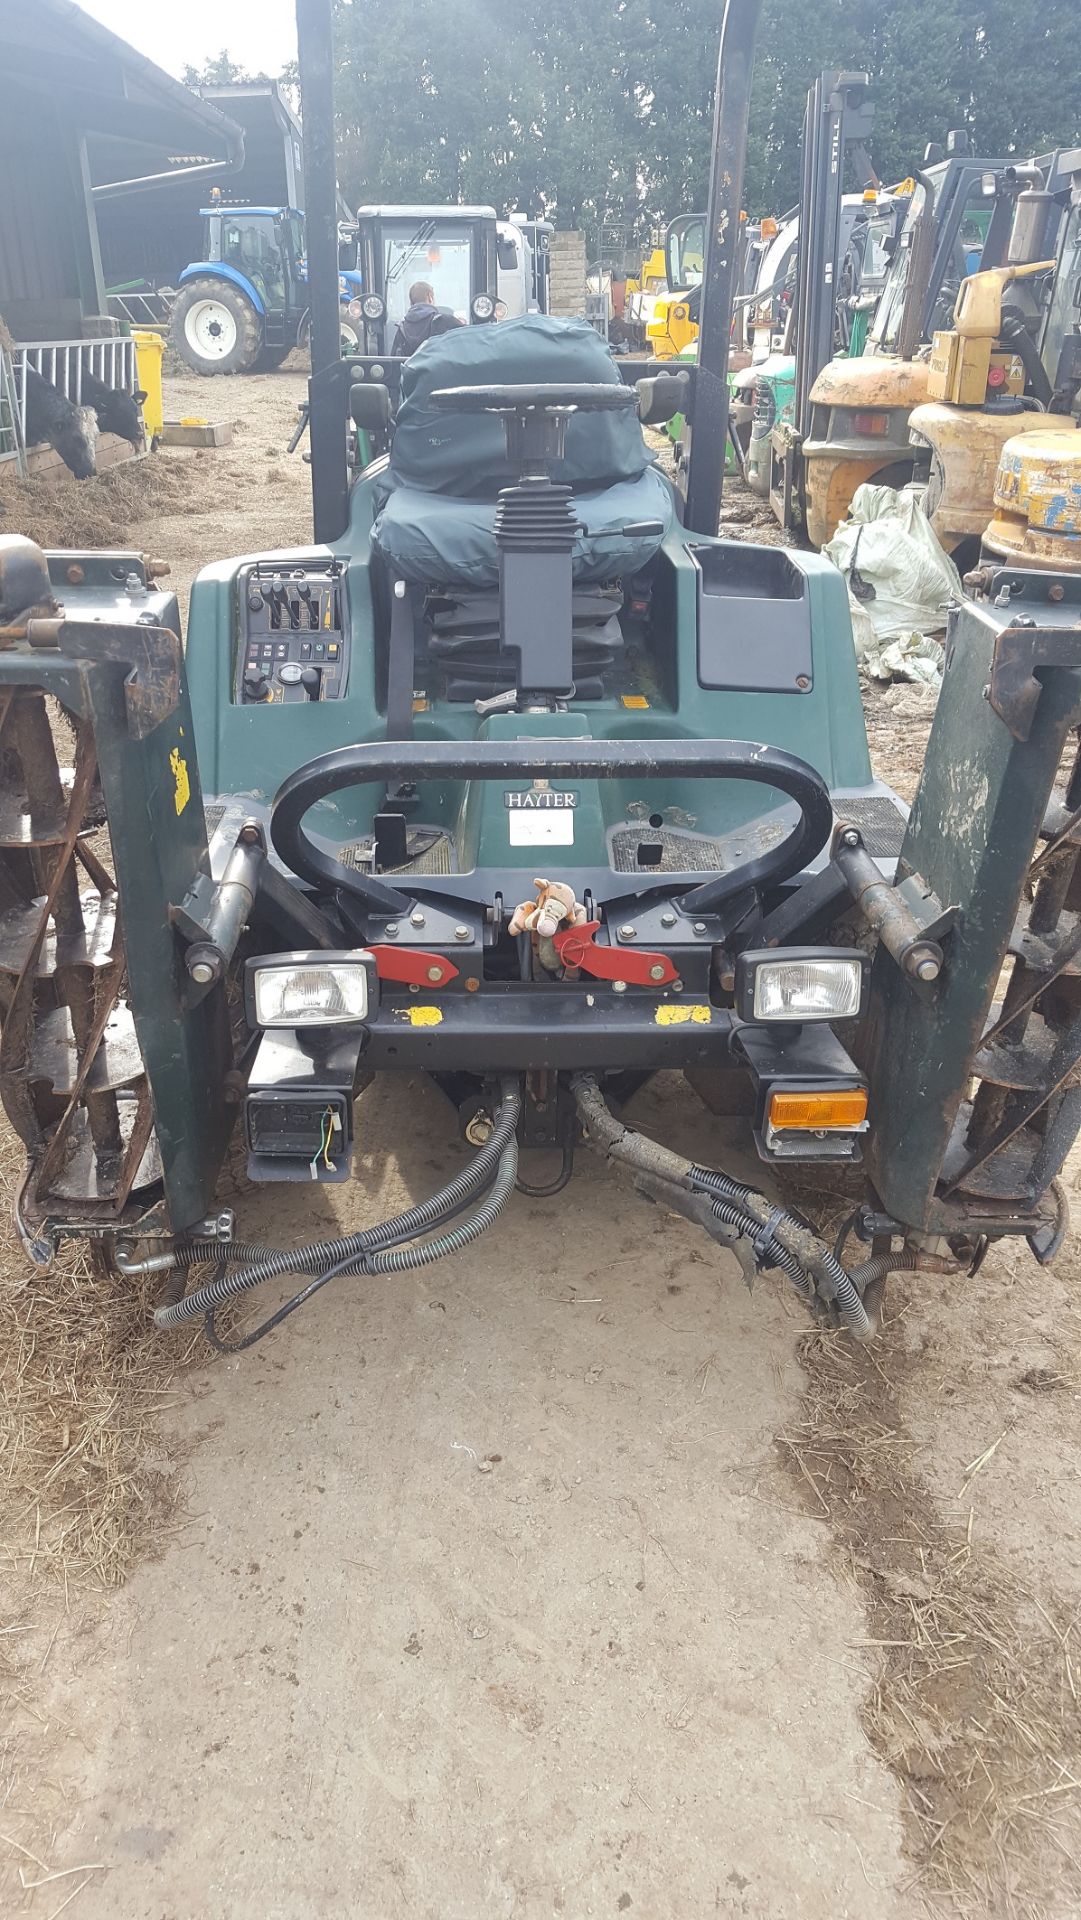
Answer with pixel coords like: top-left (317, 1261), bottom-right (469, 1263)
top-left (209, 205), bottom-right (305, 318)
top-left (353, 206), bottom-right (500, 353)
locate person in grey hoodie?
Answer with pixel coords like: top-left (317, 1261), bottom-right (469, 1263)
top-left (391, 280), bottom-right (464, 356)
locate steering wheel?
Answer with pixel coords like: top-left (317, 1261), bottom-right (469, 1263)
top-left (429, 383), bottom-right (638, 413)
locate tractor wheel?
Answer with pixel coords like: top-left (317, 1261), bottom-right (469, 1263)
top-left (297, 312), bottom-right (363, 360)
top-left (171, 277), bottom-right (263, 375)
top-left (257, 344), bottom-right (293, 371)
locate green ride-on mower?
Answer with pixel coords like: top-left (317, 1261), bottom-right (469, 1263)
top-left (0, 0), bottom-right (1079, 1353)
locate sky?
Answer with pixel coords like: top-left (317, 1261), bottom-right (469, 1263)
top-left (77, 0), bottom-right (298, 81)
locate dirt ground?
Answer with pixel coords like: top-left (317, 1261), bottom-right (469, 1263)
top-left (2, 367), bottom-right (1081, 1920)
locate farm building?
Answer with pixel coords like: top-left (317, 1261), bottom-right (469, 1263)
top-left (96, 81), bottom-right (306, 301)
top-left (0, 0), bottom-right (241, 475)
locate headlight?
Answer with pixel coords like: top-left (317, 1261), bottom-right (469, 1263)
top-left (247, 954), bottom-right (371, 1028)
top-left (348, 297), bottom-right (364, 318)
top-left (362, 294), bottom-right (385, 320)
top-left (736, 949), bottom-right (866, 1023)
top-left (471, 292), bottom-right (496, 320)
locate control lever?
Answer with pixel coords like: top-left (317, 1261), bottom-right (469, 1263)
top-left (279, 663), bottom-right (323, 701)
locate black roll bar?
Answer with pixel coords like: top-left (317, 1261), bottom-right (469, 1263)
top-left (270, 736), bottom-right (835, 917)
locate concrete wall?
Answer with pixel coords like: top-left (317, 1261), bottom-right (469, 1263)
top-left (549, 230), bottom-right (586, 317)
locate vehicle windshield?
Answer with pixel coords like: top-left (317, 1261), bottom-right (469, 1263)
top-left (280, 213), bottom-right (305, 271)
top-left (1041, 204), bottom-right (1081, 384)
top-left (870, 169), bottom-right (998, 351)
top-left (667, 217), bottom-right (705, 291)
top-left (860, 209), bottom-right (900, 291)
top-left (221, 216), bottom-right (287, 306)
top-left (382, 222), bottom-right (474, 331)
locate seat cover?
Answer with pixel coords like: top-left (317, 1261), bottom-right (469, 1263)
top-left (371, 313), bottom-right (675, 585)
top-left (375, 466), bottom-right (675, 591)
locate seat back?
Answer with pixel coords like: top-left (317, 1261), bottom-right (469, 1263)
top-left (387, 314), bottom-right (651, 500)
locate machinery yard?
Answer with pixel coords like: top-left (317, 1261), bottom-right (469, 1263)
top-left (0, 364), bottom-right (1079, 1918)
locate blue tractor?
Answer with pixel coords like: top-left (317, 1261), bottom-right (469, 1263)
top-left (171, 201), bottom-right (364, 375)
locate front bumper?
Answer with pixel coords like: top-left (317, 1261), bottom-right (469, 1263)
top-left (360, 982), bottom-right (729, 1071)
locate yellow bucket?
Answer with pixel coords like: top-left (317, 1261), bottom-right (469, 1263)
top-left (132, 329), bottom-right (165, 441)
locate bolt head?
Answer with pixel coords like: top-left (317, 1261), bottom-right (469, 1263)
top-left (916, 956), bottom-right (940, 982)
top-left (649, 963), bottom-right (666, 981)
top-left (618, 923), bottom-right (636, 939)
top-left (190, 960), bottom-right (215, 985)
top-left (660, 911), bottom-right (677, 928)
top-left (427, 964), bottom-right (443, 983)
top-left (841, 828), bottom-right (861, 848)
top-left (693, 921), bottom-right (707, 935)
top-left (410, 910), bottom-right (426, 928)
top-left (612, 979), bottom-right (627, 994)
top-left (384, 922), bottom-right (399, 937)
top-left (454, 925), bottom-right (471, 942)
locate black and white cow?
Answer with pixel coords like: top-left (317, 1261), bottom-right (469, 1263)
top-left (22, 367), bottom-right (98, 480)
top-left (79, 369), bottom-right (147, 450)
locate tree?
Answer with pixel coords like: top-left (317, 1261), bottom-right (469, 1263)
top-left (180, 50), bottom-right (267, 89)
top-left (324, 0), bottom-right (1081, 244)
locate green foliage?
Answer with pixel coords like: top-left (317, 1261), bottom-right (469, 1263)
top-left (325, 0), bottom-right (1081, 245)
top-left (180, 50), bottom-right (269, 89)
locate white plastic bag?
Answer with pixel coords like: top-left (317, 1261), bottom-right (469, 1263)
top-left (823, 484), bottom-right (962, 686)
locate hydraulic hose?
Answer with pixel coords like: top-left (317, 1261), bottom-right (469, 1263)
top-left (688, 1165), bottom-right (871, 1334)
top-left (154, 1080), bottom-right (522, 1330)
top-left (571, 1072), bottom-right (872, 1334)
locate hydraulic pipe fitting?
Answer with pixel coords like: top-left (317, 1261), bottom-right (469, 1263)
top-left (833, 825), bottom-right (943, 983)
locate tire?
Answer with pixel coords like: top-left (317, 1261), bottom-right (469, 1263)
top-left (297, 311), bottom-right (361, 360)
top-left (868, 458), bottom-right (916, 493)
top-left (257, 344), bottom-right (293, 371)
top-left (171, 277), bottom-right (263, 375)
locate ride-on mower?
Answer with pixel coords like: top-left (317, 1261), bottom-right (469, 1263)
top-left (0, 0), bottom-right (1079, 1353)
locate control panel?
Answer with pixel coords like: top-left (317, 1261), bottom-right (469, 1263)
top-left (236, 560), bottom-right (349, 704)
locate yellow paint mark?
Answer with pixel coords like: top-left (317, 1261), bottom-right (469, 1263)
top-left (324, 598), bottom-right (332, 628)
top-left (395, 1005), bottom-right (443, 1026)
top-left (655, 1004), bottom-right (711, 1026)
top-left (169, 746), bottom-right (190, 816)
top-left (621, 694), bottom-right (650, 709)
top-left (412, 696), bottom-right (430, 712)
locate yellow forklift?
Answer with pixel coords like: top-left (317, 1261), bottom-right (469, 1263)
top-left (906, 150), bottom-right (1081, 568)
top-left (800, 145), bottom-right (1070, 547)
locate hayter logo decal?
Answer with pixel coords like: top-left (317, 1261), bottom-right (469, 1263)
top-left (504, 790), bottom-right (578, 810)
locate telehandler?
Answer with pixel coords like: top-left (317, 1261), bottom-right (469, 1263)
top-left (0, 0), bottom-right (1078, 1352)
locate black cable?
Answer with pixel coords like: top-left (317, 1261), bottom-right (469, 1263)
top-left (201, 1172), bottom-right (502, 1354)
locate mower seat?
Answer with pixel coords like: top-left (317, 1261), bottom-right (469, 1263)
top-left (371, 314), bottom-right (675, 589)
top-left (374, 469), bottom-right (673, 591)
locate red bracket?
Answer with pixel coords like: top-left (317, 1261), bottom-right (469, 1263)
top-left (368, 946), bottom-right (460, 988)
top-left (552, 921), bottom-right (678, 986)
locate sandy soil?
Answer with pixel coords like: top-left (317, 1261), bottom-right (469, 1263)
top-left (2, 373), bottom-right (1080, 1920)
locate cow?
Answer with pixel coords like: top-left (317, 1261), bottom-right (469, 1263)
top-left (22, 367), bottom-right (98, 480)
top-left (78, 369), bottom-right (147, 450)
